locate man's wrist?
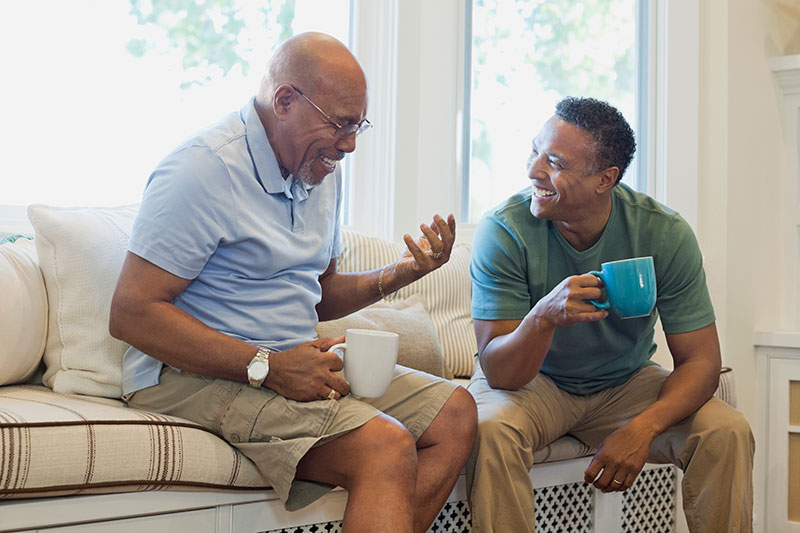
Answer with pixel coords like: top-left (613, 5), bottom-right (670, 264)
top-left (627, 410), bottom-right (666, 439)
top-left (246, 346), bottom-right (272, 388)
top-left (378, 264), bottom-right (398, 301)
top-left (262, 349), bottom-right (282, 389)
top-left (382, 262), bottom-right (415, 295)
top-left (523, 307), bottom-right (557, 337)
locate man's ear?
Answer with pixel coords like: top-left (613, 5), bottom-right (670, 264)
top-left (272, 85), bottom-right (295, 121)
top-left (596, 167), bottom-right (619, 193)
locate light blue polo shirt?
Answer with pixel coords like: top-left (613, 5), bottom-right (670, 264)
top-left (122, 98), bottom-right (342, 396)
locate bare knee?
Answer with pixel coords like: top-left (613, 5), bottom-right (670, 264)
top-left (346, 415), bottom-right (418, 482)
top-left (361, 415), bottom-right (417, 454)
top-left (296, 414), bottom-right (418, 490)
top-left (440, 387), bottom-right (478, 440)
top-left (418, 387), bottom-right (477, 451)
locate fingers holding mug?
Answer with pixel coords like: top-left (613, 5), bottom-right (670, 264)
top-left (324, 388), bottom-right (340, 401)
top-left (584, 257), bottom-right (656, 319)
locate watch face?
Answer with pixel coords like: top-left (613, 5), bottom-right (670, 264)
top-left (249, 361), bottom-right (268, 381)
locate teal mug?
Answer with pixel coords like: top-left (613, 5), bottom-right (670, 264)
top-left (588, 256), bottom-right (656, 319)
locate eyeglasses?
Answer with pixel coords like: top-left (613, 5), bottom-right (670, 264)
top-left (291, 85), bottom-right (372, 137)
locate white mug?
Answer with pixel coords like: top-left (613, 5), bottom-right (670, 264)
top-left (329, 329), bottom-right (399, 398)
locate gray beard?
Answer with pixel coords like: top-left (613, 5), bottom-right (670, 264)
top-left (296, 156), bottom-right (326, 186)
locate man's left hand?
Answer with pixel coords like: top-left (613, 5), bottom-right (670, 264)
top-left (395, 213), bottom-right (456, 280)
top-left (583, 420), bottom-right (655, 493)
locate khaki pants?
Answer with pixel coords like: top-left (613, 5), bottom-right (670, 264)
top-left (466, 364), bottom-right (754, 533)
top-left (129, 365), bottom-right (458, 511)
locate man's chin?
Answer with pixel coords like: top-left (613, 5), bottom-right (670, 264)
top-left (296, 160), bottom-right (329, 186)
top-left (529, 202), bottom-right (547, 220)
top-left (297, 172), bottom-right (327, 186)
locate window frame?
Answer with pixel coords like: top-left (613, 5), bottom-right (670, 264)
top-left (459, 0), bottom-right (651, 223)
top-left (347, 0), bottom-right (699, 242)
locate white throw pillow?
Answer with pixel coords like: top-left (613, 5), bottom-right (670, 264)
top-left (337, 229), bottom-right (477, 378)
top-left (28, 204), bottom-right (139, 398)
top-left (316, 294), bottom-right (447, 377)
top-left (0, 238), bottom-right (48, 385)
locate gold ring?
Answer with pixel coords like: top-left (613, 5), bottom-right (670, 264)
top-left (327, 389), bottom-right (336, 400)
top-left (432, 251), bottom-right (443, 259)
top-left (611, 479), bottom-right (623, 485)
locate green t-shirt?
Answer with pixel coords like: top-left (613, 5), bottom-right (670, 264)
top-left (470, 183), bottom-right (715, 394)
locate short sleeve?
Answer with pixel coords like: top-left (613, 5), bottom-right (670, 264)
top-left (654, 215), bottom-right (716, 334)
top-left (129, 145), bottom-right (237, 280)
top-left (470, 214), bottom-right (532, 320)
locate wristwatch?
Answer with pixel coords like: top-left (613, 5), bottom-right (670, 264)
top-left (247, 347), bottom-right (272, 388)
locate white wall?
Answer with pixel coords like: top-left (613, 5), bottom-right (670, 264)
top-left (698, 3), bottom-right (799, 527)
top-left (698, 0), bottom-right (799, 423)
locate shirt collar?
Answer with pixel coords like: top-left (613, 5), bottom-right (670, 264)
top-left (241, 97), bottom-right (316, 201)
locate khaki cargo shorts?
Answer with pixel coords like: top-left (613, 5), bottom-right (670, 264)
top-left (128, 365), bottom-right (459, 510)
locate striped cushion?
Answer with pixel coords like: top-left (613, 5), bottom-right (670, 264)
top-left (338, 229), bottom-right (477, 378)
top-left (716, 367), bottom-right (737, 407)
top-left (0, 385), bottom-right (269, 498)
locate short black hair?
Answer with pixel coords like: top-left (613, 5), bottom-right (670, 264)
top-left (554, 97), bottom-right (636, 182)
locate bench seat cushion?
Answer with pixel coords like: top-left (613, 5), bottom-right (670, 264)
top-left (0, 384), bottom-right (598, 499)
top-left (0, 385), bottom-right (269, 499)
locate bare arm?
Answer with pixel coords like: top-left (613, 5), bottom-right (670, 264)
top-left (632, 323), bottom-right (721, 433)
top-left (109, 252), bottom-right (349, 401)
top-left (316, 214), bottom-right (456, 321)
top-left (474, 317), bottom-right (548, 389)
top-left (475, 273), bottom-right (608, 389)
top-left (583, 322), bottom-right (721, 491)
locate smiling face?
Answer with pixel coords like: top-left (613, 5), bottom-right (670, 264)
top-left (527, 116), bottom-right (619, 249)
top-left (527, 116), bottom-right (605, 220)
top-left (289, 82), bottom-right (368, 186)
top-left (257, 33), bottom-right (370, 186)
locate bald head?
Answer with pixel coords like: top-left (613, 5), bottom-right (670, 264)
top-left (253, 32), bottom-right (369, 184)
top-left (257, 32), bottom-right (367, 104)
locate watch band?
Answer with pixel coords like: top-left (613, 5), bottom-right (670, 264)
top-left (247, 347), bottom-right (271, 388)
top-left (255, 346), bottom-right (272, 361)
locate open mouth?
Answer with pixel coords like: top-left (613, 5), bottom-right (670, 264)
top-left (532, 185), bottom-right (556, 198)
top-left (319, 155), bottom-right (338, 173)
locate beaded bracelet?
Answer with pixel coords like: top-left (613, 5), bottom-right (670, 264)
top-left (378, 264), bottom-right (397, 301)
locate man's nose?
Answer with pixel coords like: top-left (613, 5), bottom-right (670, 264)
top-left (527, 154), bottom-right (543, 179)
top-left (335, 132), bottom-right (357, 154)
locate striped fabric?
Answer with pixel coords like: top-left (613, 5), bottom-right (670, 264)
top-left (337, 229), bottom-right (478, 378)
top-left (0, 387), bottom-right (599, 499)
top-left (716, 367), bottom-right (737, 408)
top-left (0, 385), bottom-right (269, 499)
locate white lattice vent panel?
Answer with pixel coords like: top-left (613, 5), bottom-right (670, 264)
top-left (262, 500), bottom-right (471, 533)
top-left (428, 500), bottom-right (471, 532)
top-left (262, 466), bottom-right (675, 533)
top-left (534, 481), bottom-right (594, 532)
top-left (263, 522), bottom-right (341, 533)
top-left (621, 465), bottom-right (675, 533)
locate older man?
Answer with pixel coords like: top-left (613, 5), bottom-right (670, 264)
top-left (466, 97), bottom-right (753, 532)
top-left (110, 32), bottom-right (476, 532)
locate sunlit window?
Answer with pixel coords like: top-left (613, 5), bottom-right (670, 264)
top-left (1, 1), bottom-right (350, 208)
top-left (464, 0), bottom-right (643, 222)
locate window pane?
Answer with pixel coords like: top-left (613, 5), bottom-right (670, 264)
top-left (1, 1), bottom-right (350, 208)
top-left (466, 0), bottom-right (640, 222)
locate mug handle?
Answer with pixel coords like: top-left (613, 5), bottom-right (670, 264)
top-left (329, 343), bottom-right (346, 359)
top-left (587, 270), bottom-right (610, 309)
